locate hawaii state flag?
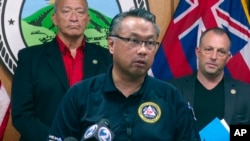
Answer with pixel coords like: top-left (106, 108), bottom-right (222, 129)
top-left (0, 80), bottom-right (10, 141)
top-left (151, 0), bottom-right (250, 83)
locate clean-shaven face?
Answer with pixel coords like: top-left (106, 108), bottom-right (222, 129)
top-left (52, 0), bottom-right (89, 38)
top-left (108, 17), bottom-right (159, 78)
top-left (196, 30), bottom-right (231, 77)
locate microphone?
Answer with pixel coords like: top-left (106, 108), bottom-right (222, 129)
top-left (48, 136), bottom-right (78, 141)
top-left (81, 119), bottom-right (114, 141)
top-left (64, 137), bottom-right (78, 141)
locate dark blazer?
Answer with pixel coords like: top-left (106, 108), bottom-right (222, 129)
top-left (11, 39), bottom-right (112, 141)
top-left (168, 73), bottom-right (250, 127)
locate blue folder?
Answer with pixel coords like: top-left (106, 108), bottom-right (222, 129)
top-left (199, 117), bottom-right (229, 141)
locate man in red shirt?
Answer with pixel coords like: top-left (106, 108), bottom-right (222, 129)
top-left (11, 0), bottom-right (112, 141)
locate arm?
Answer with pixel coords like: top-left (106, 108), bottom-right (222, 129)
top-left (11, 49), bottom-right (49, 141)
top-left (48, 85), bottom-right (82, 140)
top-left (174, 89), bottom-right (201, 141)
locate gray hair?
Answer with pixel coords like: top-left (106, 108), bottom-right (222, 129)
top-left (109, 8), bottom-right (160, 38)
top-left (53, 0), bottom-right (88, 13)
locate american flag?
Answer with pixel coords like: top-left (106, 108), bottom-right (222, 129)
top-left (151, 0), bottom-right (250, 83)
top-left (0, 80), bottom-right (10, 141)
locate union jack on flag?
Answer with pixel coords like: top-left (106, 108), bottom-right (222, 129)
top-left (151, 0), bottom-right (250, 83)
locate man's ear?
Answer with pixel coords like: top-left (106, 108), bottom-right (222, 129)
top-left (85, 14), bottom-right (90, 25)
top-left (52, 13), bottom-right (57, 26)
top-left (195, 47), bottom-right (200, 57)
top-left (107, 37), bottom-right (114, 55)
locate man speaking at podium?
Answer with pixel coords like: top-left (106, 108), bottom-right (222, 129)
top-left (48, 8), bottom-right (200, 141)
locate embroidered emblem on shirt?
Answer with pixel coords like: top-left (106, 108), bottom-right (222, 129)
top-left (138, 102), bottom-right (161, 123)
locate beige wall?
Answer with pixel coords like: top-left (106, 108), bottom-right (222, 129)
top-left (0, 0), bottom-right (180, 140)
top-left (149, 0), bottom-right (180, 41)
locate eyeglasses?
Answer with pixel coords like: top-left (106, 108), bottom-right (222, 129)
top-left (60, 7), bottom-right (88, 17)
top-left (201, 47), bottom-right (229, 57)
top-left (110, 35), bottom-right (159, 50)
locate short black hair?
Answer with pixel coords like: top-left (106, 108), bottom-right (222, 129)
top-left (109, 8), bottom-right (160, 38)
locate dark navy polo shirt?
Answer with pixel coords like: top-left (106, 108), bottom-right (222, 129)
top-left (48, 66), bottom-right (200, 141)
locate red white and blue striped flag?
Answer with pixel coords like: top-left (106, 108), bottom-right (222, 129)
top-left (151, 0), bottom-right (250, 83)
top-left (0, 80), bottom-right (10, 141)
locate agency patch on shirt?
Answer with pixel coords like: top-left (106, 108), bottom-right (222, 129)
top-left (138, 102), bottom-right (161, 123)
